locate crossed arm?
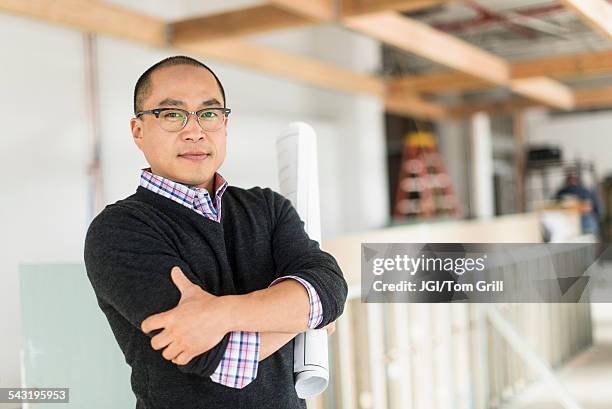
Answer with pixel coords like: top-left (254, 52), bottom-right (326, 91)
top-left (140, 266), bottom-right (318, 366)
top-left (141, 266), bottom-right (339, 391)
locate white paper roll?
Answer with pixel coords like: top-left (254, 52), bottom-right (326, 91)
top-left (293, 328), bottom-right (329, 399)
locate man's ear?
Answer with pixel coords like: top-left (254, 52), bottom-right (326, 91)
top-left (130, 117), bottom-right (144, 150)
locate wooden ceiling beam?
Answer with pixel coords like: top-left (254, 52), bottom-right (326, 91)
top-left (448, 99), bottom-right (533, 118)
top-left (269, 0), bottom-right (335, 21)
top-left (574, 85), bottom-right (612, 109)
top-left (170, 4), bottom-right (312, 44)
top-left (170, 0), bottom-right (339, 45)
top-left (178, 39), bottom-right (386, 97)
top-left (345, 11), bottom-right (574, 109)
top-left (0, 0), bottom-right (166, 46)
top-left (344, 11), bottom-right (511, 85)
top-left (559, 0), bottom-right (612, 40)
top-left (390, 72), bottom-right (489, 94)
top-left (512, 49), bottom-right (612, 79)
top-left (448, 85), bottom-right (612, 117)
top-left (509, 77), bottom-right (575, 110)
top-left (391, 50), bottom-right (612, 94)
top-left (342, 0), bottom-right (447, 17)
top-left (385, 91), bottom-right (448, 120)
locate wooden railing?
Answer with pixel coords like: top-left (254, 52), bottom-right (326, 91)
top-left (309, 211), bottom-right (592, 409)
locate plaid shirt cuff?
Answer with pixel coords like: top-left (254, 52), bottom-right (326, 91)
top-left (269, 276), bottom-right (323, 329)
top-left (209, 331), bottom-right (260, 388)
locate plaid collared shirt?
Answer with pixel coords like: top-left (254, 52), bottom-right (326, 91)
top-left (139, 168), bottom-right (323, 389)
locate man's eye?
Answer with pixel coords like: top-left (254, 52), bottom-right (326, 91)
top-left (162, 111), bottom-right (185, 121)
top-left (200, 111), bottom-right (218, 120)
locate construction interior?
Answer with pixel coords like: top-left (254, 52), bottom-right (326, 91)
top-left (2, 1), bottom-right (612, 408)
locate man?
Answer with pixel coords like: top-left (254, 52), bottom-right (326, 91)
top-left (84, 55), bottom-right (347, 408)
top-left (555, 166), bottom-right (601, 235)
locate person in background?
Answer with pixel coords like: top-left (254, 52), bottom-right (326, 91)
top-left (555, 166), bottom-right (601, 235)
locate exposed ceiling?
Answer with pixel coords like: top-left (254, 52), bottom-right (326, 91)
top-left (384, 0), bottom-right (612, 75)
top-left (3, 0), bottom-right (612, 119)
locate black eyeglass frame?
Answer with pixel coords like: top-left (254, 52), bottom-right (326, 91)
top-left (135, 107), bottom-right (232, 132)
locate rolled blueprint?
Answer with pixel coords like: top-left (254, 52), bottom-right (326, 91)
top-left (276, 122), bottom-right (329, 399)
top-left (293, 326), bottom-right (329, 398)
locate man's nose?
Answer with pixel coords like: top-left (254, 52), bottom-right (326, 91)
top-left (181, 113), bottom-right (206, 141)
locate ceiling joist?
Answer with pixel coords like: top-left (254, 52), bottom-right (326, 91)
top-left (385, 91), bottom-right (448, 120)
top-left (178, 39), bottom-right (385, 97)
top-left (0, 0), bottom-right (166, 46)
top-left (391, 50), bottom-right (612, 94)
top-left (170, 0), bottom-right (338, 45)
top-left (344, 10), bottom-right (574, 110)
top-left (512, 49), bottom-right (612, 79)
top-left (1, 0), bottom-right (607, 119)
top-left (341, 0), bottom-right (447, 16)
top-left (390, 72), bottom-right (487, 94)
top-left (509, 77), bottom-right (575, 110)
top-left (345, 11), bottom-right (511, 85)
top-left (170, 4), bottom-right (312, 44)
top-left (449, 85), bottom-right (612, 117)
top-left (574, 85), bottom-right (612, 108)
top-left (269, 0), bottom-right (335, 21)
top-left (559, 0), bottom-right (612, 40)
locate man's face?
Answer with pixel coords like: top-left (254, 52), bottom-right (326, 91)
top-left (567, 173), bottom-right (579, 186)
top-left (130, 64), bottom-right (227, 193)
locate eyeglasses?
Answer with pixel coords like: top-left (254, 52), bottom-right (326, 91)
top-left (136, 107), bottom-right (231, 132)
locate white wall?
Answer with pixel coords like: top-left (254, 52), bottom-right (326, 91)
top-left (0, 6), bottom-right (387, 397)
top-left (0, 13), bottom-right (90, 401)
top-left (525, 108), bottom-right (612, 179)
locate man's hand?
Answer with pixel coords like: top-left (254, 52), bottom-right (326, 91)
top-left (141, 266), bottom-right (229, 365)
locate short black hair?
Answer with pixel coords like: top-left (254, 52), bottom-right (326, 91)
top-left (133, 55), bottom-right (226, 115)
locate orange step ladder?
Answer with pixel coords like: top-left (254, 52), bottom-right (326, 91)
top-left (393, 131), bottom-right (462, 219)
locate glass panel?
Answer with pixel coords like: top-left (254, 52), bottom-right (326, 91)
top-left (20, 264), bottom-right (135, 408)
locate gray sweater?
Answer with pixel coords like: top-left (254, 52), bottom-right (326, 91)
top-left (84, 185), bottom-right (348, 408)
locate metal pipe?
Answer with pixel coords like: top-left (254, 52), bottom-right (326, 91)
top-left (84, 32), bottom-right (104, 221)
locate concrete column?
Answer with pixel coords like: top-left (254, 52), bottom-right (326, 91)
top-left (470, 112), bottom-right (495, 218)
